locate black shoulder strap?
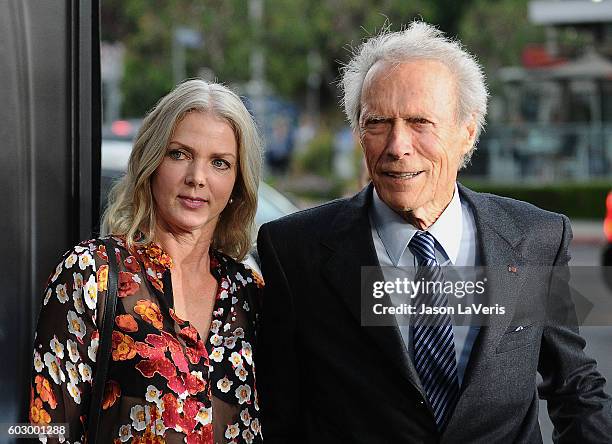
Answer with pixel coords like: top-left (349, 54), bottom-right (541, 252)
top-left (87, 238), bottom-right (119, 443)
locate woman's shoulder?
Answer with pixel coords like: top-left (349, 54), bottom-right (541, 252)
top-left (213, 250), bottom-right (264, 289)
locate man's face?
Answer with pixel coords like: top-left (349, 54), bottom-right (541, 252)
top-left (359, 59), bottom-right (476, 222)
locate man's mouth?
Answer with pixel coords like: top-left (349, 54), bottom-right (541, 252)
top-left (383, 171), bottom-right (424, 179)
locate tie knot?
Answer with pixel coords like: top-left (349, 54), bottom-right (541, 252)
top-left (408, 231), bottom-right (437, 265)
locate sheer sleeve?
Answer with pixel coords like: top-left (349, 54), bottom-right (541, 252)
top-left (208, 262), bottom-right (264, 443)
top-left (29, 241), bottom-right (106, 443)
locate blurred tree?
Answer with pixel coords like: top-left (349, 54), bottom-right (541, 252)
top-left (101, 0), bottom-right (481, 118)
top-left (458, 0), bottom-right (545, 84)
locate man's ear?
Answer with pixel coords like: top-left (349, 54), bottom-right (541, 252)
top-left (461, 112), bottom-right (478, 155)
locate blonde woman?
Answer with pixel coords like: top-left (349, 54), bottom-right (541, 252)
top-left (30, 79), bottom-right (264, 443)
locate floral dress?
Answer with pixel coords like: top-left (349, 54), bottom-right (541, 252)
top-left (29, 235), bottom-right (264, 443)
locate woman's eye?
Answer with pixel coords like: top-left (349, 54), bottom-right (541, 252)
top-left (212, 159), bottom-right (231, 170)
top-left (167, 149), bottom-right (187, 160)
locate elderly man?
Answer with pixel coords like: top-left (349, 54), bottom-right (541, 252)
top-left (257, 22), bottom-right (612, 443)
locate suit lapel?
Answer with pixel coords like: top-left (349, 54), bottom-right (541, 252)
top-left (321, 184), bottom-right (424, 392)
top-left (444, 185), bottom-right (529, 434)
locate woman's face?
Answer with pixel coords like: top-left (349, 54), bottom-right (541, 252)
top-left (151, 111), bottom-right (238, 238)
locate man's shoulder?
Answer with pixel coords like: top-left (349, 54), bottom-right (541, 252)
top-left (261, 196), bottom-right (352, 236)
top-left (462, 186), bottom-right (569, 227)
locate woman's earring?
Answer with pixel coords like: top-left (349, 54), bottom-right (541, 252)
top-left (229, 197), bottom-right (234, 204)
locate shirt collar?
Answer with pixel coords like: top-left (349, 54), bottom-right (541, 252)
top-left (370, 184), bottom-right (463, 265)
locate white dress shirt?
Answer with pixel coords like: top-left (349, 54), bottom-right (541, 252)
top-left (369, 184), bottom-right (480, 385)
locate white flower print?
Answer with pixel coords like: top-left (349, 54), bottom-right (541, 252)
top-left (65, 361), bottom-right (80, 384)
top-left (240, 408), bottom-right (252, 426)
top-left (232, 296), bottom-right (239, 305)
top-left (145, 385), bottom-right (162, 408)
top-left (56, 284), bottom-right (69, 304)
top-left (83, 274), bottom-right (97, 310)
top-left (223, 322), bottom-right (231, 332)
top-left (130, 405), bottom-right (148, 431)
top-left (73, 272), bottom-right (84, 289)
top-left (118, 424), bottom-right (132, 443)
top-left (242, 429), bottom-right (255, 444)
top-left (51, 263), bottom-right (63, 283)
top-left (225, 423), bottom-right (240, 439)
top-left (66, 339), bottom-right (79, 363)
top-left (241, 341), bottom-right (253, 365)
top-left (224, 336), bottom-right (237, 349)
top-left (49, 336), bottom-right (65, 359)
top-left (243, 300), bottom-right (251, 312)
top-left (251, 418), bottom-right (261, 434)
top-left (217, 376), bottom-right (233, 393)
top-left (230, 351), bottom-right (243, 367)
top-left (73, 245), bottom-right (86, 253)
top-left (78, 363), bottom-right (92, 382)
top-left (211, 347), bottom-right (225, 363)
top-left (235, 365), bottom-right (248, 382)
top-left (78, 251), bottom-right (94, 271)
top-left (132, 273), bottom-right (142, 284)
top-left (195, 406), bottom-right (212, 426)
top-left (210, 334), bottom-right (223, 346)
top-left (43, 288), bottom-right (52, 306)
top-left (44, 352), bottom-right (65, 384)
top-left (72, 289), bottom-right (85, 315)
top-left (210, 319), bottom-right (222, 334)
top-left (33, 350), bottom-right (44, 372)
top-left (88, 336), bottom-right (99, 361)
top-left (233, 327), bottom-right (245, 339)
top-left (64, 253), bottom-right (78, 269)
top-left (67, 381), bottom-right (81, 404)
top-left (235, 384), bottom-right (251, 404)
top-left (67, 310), bottom-right (86, 340)
top-left (221, 279), bottom-right (229, 290)
top-left (154, 419), bottom-right (166, 436)
top-left (220, 289), bottom-right (229, 300)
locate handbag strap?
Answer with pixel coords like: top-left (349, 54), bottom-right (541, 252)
top-left (87, 238), bottom-right (119, 443)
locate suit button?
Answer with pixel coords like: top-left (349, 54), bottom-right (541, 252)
top-left (419, 400), bottom-right (425, 405)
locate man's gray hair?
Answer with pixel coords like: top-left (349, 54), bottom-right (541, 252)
top-left (340, 21), bottom-right (489, 166)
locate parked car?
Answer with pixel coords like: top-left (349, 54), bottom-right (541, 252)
top-left (601, 191), bottom-right (612, 290)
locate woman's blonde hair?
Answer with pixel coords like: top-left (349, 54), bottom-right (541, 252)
top-left (101, 79), bottom-right (262, 260)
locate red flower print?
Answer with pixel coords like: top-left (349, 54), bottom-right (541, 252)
top-left (118, 271), bottom-right (140, 297)
top-left (115, 314), bottom-right (138, 332)
top-left (186, 424), bottom-right (214, 444)
top-left (134, 333), bottom-right (176, 379)
top-left (124, 255), bottom-right (141, 273)
top-left (102, 380), bottom-right (121, 410)
top-left (95, 244), bottom-right (108, 261)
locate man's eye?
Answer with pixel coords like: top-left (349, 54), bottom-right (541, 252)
top-left (212, 159), bottom-right (231, 170)
top-left (167, 149), bottom-right (188, 160)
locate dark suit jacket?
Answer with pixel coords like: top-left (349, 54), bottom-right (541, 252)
top-left (256, 183), bottom-right (612, 443)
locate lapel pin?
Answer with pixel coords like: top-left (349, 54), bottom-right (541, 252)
top-left (508, 265), bottom-right (518, 273)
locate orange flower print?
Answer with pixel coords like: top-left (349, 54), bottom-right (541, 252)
top-left (97, 265), bottom-right (108, 292)
top-left (34, 375), bottom-right (57, 409)
top-left (132, 429), bottom-right (164, 444)
top-left (118, 271), bottom-right (140, 297)
top-left (102, 380), bottom-right (121, 410)
top-left (124, 255), bottom-right (141, 273)
top-left (95, 243), bottom-right (108, 261)
top-left (116, 314), bottom-right (138, 333)
top-left (134, 299), bottom-right (164, 330)
top-left (169, 308), bottom-right (187, 325)
top-left (252, 270), bottom-right (265, 288)
top-left (30, 395), bottom-right (51, 425)
top-left (112, 331), bottom-right (137, 361)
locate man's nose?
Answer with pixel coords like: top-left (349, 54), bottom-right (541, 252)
top-left (386, 120), bottom-right (414, 159)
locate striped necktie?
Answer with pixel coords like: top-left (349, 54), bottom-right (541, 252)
top-left (408, 231), bottom-right (459, 430)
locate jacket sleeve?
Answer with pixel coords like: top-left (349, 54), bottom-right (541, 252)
top-left (538, 214), bottom-right (612, 442)
top-left (29, 242), bottom-right (104, 443)
top-left (256, 223), bottom-right (300, 443)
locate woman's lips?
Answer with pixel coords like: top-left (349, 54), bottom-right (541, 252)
top-left (178, 196), bottom-right (208, 209)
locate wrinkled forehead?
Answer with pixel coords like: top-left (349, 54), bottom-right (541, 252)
top-left (359, 58), bottom-right (459, 121)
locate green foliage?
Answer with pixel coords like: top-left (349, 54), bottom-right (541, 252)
top-left (291, 128), bottom-right (334, 176)
top-left (460, 180), bottom-right (612, 219)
